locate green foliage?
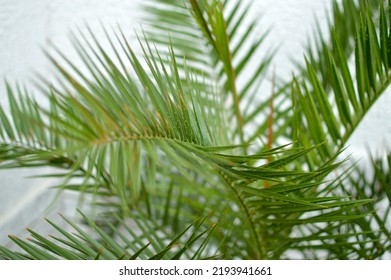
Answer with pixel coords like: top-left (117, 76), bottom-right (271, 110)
top-left (0, 210), bottom-right (218, 260)
top-left (291, 1), bottom-right (391, 166)
top-left (0, 0), bottom-right (390, 260)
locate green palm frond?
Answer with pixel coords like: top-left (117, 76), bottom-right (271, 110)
top-left (2, 30), bottom-right (229, 211)
top-left (302, 0), bottom-right (383, 90)
top-left (0, 210), bottom-right (217, 260)
top-left (338, 154), bottom-right (391, 259)
top-left (0, 21), bottom-right (335, 215)
top-left (269, 0), bottom-right (384, 150)
top-left (289, 2), bottom-right (391, 167)
top-left (142, 0), bottom-right (214, 79)
top-left (143, 0), bottom-right (274, 145)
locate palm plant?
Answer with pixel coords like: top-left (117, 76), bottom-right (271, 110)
top-left (0, 0), bottom-right (390, 260)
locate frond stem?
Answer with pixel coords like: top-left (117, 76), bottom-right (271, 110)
top-left (218, 171), bottom-right (265, 259)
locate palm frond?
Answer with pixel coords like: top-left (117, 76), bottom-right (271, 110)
top-left (290, 2), bottom-right (391, 166)
top-left (0, 210), bottom-right (217, 260)
top-left (337, 154), bottom-right (391, 259)
top-left (301, 0), bottom-right (383, 90)
top-left (234, 155), bottom-right (375, 259)
top-left (266, 0), bottom-right (384, 151)
top-left (142, 0), bottom-right (215, 80)
top-left (142, 0), bottom-right (274, 145)
top-left (0, 24), bottom-right (320, 215)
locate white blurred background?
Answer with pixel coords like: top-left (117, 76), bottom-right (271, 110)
top-left (0, 0), bottom-right (390, 247)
